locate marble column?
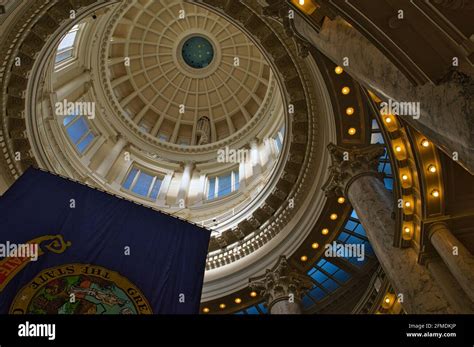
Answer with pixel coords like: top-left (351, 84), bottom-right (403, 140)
top-left (323, 143), bottom-right (454, 313)
top-left (96, 137), bottom-right (127, 180)
top-left (176, 162), bottom-right (194, 206)
top-left (249, 256), bottom-right (313, 314)
top-left (290, 13), bottom-right (474, 174)
top-left (425, 257), bottom-right (474, 313)
top-left (429, 222), bottom-right (474, 302)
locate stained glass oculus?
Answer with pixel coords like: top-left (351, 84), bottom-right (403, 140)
top-left (182, 36), bottom-right (214, 69)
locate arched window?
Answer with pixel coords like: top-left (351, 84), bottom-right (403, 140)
top-left (55, 24), bottom-right (81, 65)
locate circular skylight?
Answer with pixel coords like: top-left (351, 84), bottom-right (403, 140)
top-left (105, 1), bottom-right (272, 146)
top-left (182, 36), bottom-right (214, 69)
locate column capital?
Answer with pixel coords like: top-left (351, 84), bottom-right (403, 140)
top-left (109, 134), bottom-right (126, 144)
top-left (428, 222), bottom-right (450, 240)
top-left (249, 138), bottom-right (260, 146)
top-left (322, 143), bottom-right (385, 197)
top-left (249, 256), bottom-right (313, 311)
top-left (181, 161), bottom-right (195, 170)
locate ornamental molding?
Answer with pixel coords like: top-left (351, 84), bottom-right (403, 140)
top-left (322, 143), bottom-right (386, 198)
top-left (96, 0), bottom-right (279, 156)
top-left (198, 0), bottom-right (323, 272)
top-left (249, 255), bottom-right (313, 307)
top-left (0, 0), bottom-right (116, 183)
top-left (0, 0), bottom-right (336, 294)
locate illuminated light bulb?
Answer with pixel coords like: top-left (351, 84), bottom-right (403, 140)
top-left (395, 146), bottom-right (402, 152)
top-left (321, 228), bottom-right (329, 235)
top-left (431, 189), bottom-right (440, 198)
top-left (250, 291), bottom-right (257, 298)
top-left (404, 227), bottom-right (411, 234)
top-left (382, 294), bottom-right (395, 309)
top-left (348, 128), bottom-right (357, 135)
top-left (428, 165), bottom-right (437, 173)
top-left (401, 174), bottom-right (408, 181)
top-left (335, 66), bottom-right (343, 74)
top-left (385, 117), bottom-right (392, 123)
top-left (219, 304), bottom-right (226, 309)
top-left (235, 298), bottom-right (242, 304)
top-left (300, 255), bottom-right (308, 262)
top-left (337, 197), bottom-right (345, 204)
top-left (203, 307), bottom-right (210, 313)
top-left (346, 107), bottom-right (355, 116)
top-left (421, 139), bottom-right (430, 148)
top-left (299, 0), bottom-right (305, 5)
top-left (341, 86), bottom-right (351, 95)
top-left (404, 201), bottom-right (411, 208)
top-left (330, 213), bottom-right (338, 220)
top-left (312, 242), bottom-right (319, 249)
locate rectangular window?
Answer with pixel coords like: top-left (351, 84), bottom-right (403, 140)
top-left (149, 179), bottom-right (162, 200)
top-left (207, 170), bottom-right (239, 200)
top-left (274, 125), bottom-right (285, 153)
top-left (55, 24), bottom-right (80, 65)
top-left (234, 170), bottom-right (240, 190)
top-left (132, 172), bottom-right (154, 197)
top-left (77, 133), bottom-right (95, 153)
top-left (63, 114), bottom-right (95, 155)
top-left (218, 173), bottom-right (232, 197)
top-left (123, 168), bottom-right (138, 190)
top-left (207, 177), bottom-right (216, 200)
top-left (275, 135), bottom-right (282, 152)
top-left (55, 50), bottom-right (74, 63)
top-left (123, 167), bottom-right (163, 200)
top-left (66, 116), bottom-right (88, 143)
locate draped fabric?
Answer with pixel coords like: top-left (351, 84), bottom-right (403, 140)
top-left (0, 168), bottom-right (210, 314)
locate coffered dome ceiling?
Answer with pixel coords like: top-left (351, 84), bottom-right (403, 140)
top-left (107, 0), bottom-right (272, 146)
top-left (4, 0), bottom-right (335, 301)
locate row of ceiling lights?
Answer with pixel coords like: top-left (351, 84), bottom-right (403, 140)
top-left (299, 65), bottom-right (355, 262)
top-left (380, 114), bottom-right (441, 240)
top-left (335, 66), bottom-right (358, 136)
top-left (300, 196), bottom-right (345, 262)
top-left (202, 291), bottom-right (258, 313)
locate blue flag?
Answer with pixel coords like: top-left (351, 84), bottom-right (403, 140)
top-left (0, 168), bottom-right (210, 314)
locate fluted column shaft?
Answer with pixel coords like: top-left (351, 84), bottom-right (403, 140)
top-left (429, 223), bottom-right (474, 302)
